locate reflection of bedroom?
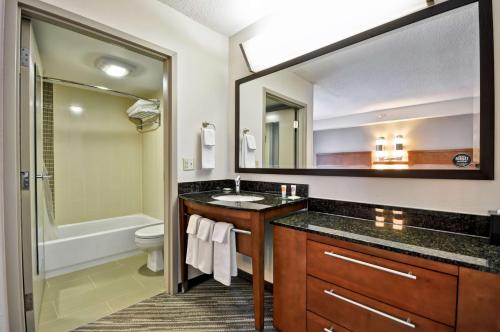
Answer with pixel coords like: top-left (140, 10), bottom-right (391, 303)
top-left (305, 3), bottom-right (480, 170)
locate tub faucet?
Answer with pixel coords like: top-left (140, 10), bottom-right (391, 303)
top-left (235, 176), bottom-right (241, 194)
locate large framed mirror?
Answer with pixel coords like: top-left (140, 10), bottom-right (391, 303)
top-left (236, 0), bottom-right (494, 179)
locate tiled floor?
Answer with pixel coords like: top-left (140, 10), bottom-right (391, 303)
top-left (38, 253), bottom-right (165, 332)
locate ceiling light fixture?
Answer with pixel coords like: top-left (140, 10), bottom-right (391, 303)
top-left (69, 105), bottom-right (83, 115)
top-left (96, 57), bottom-right (135, 78)
top-left (240, 0), bottom-right (426, 72)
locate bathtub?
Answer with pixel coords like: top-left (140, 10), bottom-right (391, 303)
top-left (44, 214), bottom-right (162, 277)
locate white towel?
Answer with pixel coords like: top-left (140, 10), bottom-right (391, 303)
top-left (196, 218), bottom-right (215, 274)
top-left (186, 215), bottom-right (201, 268)
top-left (241, 134), bottom-right (256, 168)
top-left (212, 222), bottom-right (238, 286)
top-left (246, 134), bottom-right (256, 150)
top-left (201, 128), bottom-right (215, 169)
top-left (202, 128), bottom-right (215, 146)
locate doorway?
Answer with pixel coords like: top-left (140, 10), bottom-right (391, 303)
top-left (19, 12), bottom-right (172, 332)
top-left (263, 91), bottom-right (307, 168)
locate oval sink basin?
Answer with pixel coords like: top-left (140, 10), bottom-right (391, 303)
top-left (212, 194), bottom-right (264, 202)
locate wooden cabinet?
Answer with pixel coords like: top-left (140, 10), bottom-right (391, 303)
top-left (457, 267), bottom-right (500, 331)
top-left (307, 276), bottom-right (453, 332)
top-left (273, 226), bottom-right (307, 332)
top-left (307, 240), bottom-right (457, 326)
top-left (273, 226), bottom-right (500, 332)
top-left (307, 311), bottom-right (351, 332)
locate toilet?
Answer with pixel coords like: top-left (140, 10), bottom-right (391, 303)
top-left (135, 224), bottom-right (164, 272)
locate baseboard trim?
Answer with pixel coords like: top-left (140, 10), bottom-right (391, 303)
top-left (177, 269), bottom-right (273, 293)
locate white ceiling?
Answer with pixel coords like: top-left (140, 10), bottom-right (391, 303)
top-left (291, 2), bottom-right (479, 123)
top-left (33, 20), bottom-right (163, 98)
top-left (157, 0), bottom-right (286, 36)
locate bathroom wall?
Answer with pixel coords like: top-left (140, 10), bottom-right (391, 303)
top-left (0, 0), bottom-right (8, 329)
top-left (314, 114), bottom-right (474, 155)
top-left (53, 84), bottom-right (142, 225)
top-left (37, 0), bottom-right (229, 184)
top-left (229, 3), bottom-right (500, 282)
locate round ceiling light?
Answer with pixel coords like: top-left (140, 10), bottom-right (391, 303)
top-left (96, 57), bottom-right (135, 78)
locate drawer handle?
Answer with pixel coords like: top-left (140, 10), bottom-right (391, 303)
top-left (324, 251), bottom-right (417, 280)
top-left (324, 289), bottom-right (416, 329)
top-left (324, 327), bottom-right (335, 332)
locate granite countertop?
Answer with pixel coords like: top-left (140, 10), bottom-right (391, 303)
top-left (272, 211), bottom-right (500, 273)
top-left (179, 190), bottom-right (307, 211)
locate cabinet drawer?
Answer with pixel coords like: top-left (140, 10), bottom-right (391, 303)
top-left (307, 240), bottom-right (457, 325)
top-left (307, 276), bottom-right (454, 332)
top-left (307, 311), bottom-right (351, 332)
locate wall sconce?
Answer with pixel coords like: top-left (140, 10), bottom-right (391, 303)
top-left (394, 135), bottom-right (405, 160)
top-left (375, 137), bottom-right (386, 161)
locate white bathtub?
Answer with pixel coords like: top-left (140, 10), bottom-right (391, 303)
top-left (44, 214), bottom-right (162, 277)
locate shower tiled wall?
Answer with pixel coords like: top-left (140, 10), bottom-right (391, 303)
top-left (42, 82), bottom-right (55, 211)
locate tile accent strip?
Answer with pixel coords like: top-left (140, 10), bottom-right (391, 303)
top-left (42, 82), bottom-right (55, 213)
top-left (309, 197), bottom-right (490, 237)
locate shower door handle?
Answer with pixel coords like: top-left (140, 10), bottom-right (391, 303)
top-left (36, 174), bottom-right (52, 179)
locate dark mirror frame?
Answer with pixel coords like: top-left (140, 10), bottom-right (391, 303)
top-left (235, 0), bottom-right (494, 179)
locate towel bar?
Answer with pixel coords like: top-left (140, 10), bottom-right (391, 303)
top-left (184, 213), bottom-right (251, 236)
top-left (232, 228), bottom-right (251, 235)
top-left (202, 121), bottom-right (216, 130)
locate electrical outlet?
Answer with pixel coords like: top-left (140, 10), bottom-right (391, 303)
top-left (183, 158), bottom-right (194, 171)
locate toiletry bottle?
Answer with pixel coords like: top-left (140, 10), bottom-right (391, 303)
top-left (291, 185), bottom-right (297, 197)
top-left (281, 185), bottom-right (287, 199)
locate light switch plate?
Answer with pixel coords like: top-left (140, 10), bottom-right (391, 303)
top-left (183, 158), bottom-right (194, 171)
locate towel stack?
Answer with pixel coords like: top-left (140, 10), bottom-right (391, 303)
top-left (186, 215), bottom-right (238, 286)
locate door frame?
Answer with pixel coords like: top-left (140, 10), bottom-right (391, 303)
top-left (3, 1), bottom-right (178, 331)
top-left (262, 88), bottom-right (308, 168)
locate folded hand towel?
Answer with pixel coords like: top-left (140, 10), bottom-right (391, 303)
top-left (187, 214), bottom-right (200, 234)
top-left (212, 222), bottom-right (238, 286)
top-left (201, 128), bottom-right (216, 169)
top-left (186, 215), bottom-right (201, 268)
top-left (202, 128), bottom-right (216, 146)
top-left (197, 218), bottom-right (215, 274)
top-left (241, 134), bottom-right (256, 168)
top-left (245, 134), bottom-right (257, 150)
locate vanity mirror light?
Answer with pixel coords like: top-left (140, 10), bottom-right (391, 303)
top-left (236, 0), bottom-right (494, 179)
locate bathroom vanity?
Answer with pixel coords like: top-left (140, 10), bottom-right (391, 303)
top-left (178, 190), bottom-right (307, 330)
top-left (272, 212), bottom-right (500, 332)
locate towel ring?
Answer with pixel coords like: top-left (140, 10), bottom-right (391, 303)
top-left (202, 121), bottom-right (216, 130)
top-left (243, 128), bottom-right (250, 134)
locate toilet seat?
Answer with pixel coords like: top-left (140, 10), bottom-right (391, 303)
top-left (135, 224), bottom-right (164, 239)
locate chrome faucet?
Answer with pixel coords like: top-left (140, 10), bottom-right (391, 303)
top-left (235, 176), bottom-right (241, 194)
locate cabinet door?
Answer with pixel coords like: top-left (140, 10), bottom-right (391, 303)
top-left (457, 267), bottom-right (500, 331)
top-left (273, 226), bottom-right (307, 332)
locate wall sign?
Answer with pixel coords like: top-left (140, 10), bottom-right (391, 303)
top-left (453, 153), bottom-right (472, 168)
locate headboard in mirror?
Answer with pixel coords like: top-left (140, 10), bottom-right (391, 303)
top-left (235, 0), bottom-right (494, 179)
